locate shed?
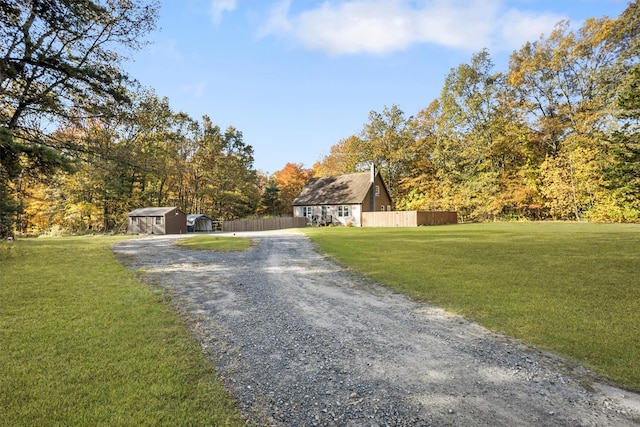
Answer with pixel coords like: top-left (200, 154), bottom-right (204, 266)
top-left (292, 165), bottom-right (392, 227)
top-left (127, 207), bottom-right (187, 235)
top-left (187, 214), bottom-right (214, 232)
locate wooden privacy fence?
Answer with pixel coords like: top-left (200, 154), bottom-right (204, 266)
top-left (222, 217), bottom-right (307, 232)
top-left (362, 211), bottom-right (458, 227)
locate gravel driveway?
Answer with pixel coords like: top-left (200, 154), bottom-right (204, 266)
top-left (113, 230), bottom-right (640, 426)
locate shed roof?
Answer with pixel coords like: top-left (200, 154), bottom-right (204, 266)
top-left (187, 214), bottom-right (213, 226)
top-left (187, 214), bottom-right (213, 221)
top-left (128, 207), bottom-right (182, 216)
top-left (293, 171), bottom-right (373, 206)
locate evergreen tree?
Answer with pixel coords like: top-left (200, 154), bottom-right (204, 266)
top-left (258, 181), bottom-right (282, 216)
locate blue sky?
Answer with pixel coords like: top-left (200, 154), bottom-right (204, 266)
top-left (125, 0), bottom-right (628, 174)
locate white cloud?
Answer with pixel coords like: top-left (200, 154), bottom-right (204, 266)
top-left (498, 9), bottom-right (566, 49)
top-left (257, 0), bottom-right (565, 56)
top-left (257, 0), bottom-right (293, 38)
top-left (294, 1), bottom-right (420, 55)
top-left (210, 0), bottom-right (237, 25)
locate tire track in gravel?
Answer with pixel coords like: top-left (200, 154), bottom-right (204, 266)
top-left (113, 230), bottom-right (640, 426)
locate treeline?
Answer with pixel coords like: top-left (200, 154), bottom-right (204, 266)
top-left (0, 0), bottom-right (272, 236)
top-left (25, 95), bottom-right (262, 233)
top-left (315, 2), bottom-right (640, 222)
top-left (2, 2), bottom-right (639, 237)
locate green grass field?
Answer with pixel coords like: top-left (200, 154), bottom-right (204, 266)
top-left (0, 236), bottom-right (243, 426)
top-left (2, 224), bottom-right (638, 425)
top-left (304, 222), bottom-right (640, 391)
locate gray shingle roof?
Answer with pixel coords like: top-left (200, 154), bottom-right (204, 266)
top-left (127, 207), bottom-right (180, 216)
top-left (292, 172), bottom-right (372, 206)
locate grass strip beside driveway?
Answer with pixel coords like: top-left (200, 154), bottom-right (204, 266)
top-left (0, 236), bottom-right (243, 426)
top-left (304, 222), bottom-right (640, 391)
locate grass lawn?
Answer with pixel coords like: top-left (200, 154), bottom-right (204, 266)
top-left (304, 222), bottom-right (640, 391)
top-left (176, 234), bottom-right (252, 251)
top-left (0, 236), bottom-right (243, 426)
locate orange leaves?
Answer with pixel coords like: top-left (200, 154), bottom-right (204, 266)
top-left (271, 163), bottom-right (314, 214)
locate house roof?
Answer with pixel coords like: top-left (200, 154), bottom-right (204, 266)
top-left (128, 207), bottom-right (182, 216)
top-left (293, 171), bottom-right (373, 206)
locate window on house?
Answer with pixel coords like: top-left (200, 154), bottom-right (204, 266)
top-left (302, 206), bottom-right (312, 217)
top-left (375, 185), bottom-right (380, 196)
top-left (155, 216), bottom-right (162, 225)
top-left (387, 205), bottom-right (392, 211)
top-left (337, 206), bottom-right (350, 217)
top-left (131, 217), bottom-right (137, 224)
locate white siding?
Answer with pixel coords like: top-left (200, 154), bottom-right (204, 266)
top-left (294, 204), bottom-right (362, 226)
top-left (331, 204), bottom-right (361, 227)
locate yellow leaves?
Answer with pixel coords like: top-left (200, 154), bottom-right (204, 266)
top-left (313, 135), bottom-right (364, 177)
top-left (579, 17), bottom-right (615, 49)
top-left (63, 201), bottom-right (102, 232)
top-left (21, 183), bottom-right (54, 233)
top-left (539, 143), bottom-right (604, 220)
top-left (588, 195), bottom-right (640, 222)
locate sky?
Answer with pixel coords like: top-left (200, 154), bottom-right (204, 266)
top-left (125, 0), bottom-right (629, 175)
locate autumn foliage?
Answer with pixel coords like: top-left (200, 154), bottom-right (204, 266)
top-left (315, 3), bottom-right (640, 222)
top-left (258, 163), bottom-right (313, 216)
top-left (2, 1), bottom-right (640, 236)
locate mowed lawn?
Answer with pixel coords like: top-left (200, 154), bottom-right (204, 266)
top-left (304, 222), bottom-right (640, 391)
top-left (0, 236), bottom-right (243, 426)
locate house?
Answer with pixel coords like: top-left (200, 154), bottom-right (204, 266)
top-left (292, 165), bottom-right (392, 227)
top-left (127, 207), bottom-right (187, 235)
top-left (187, 214), bottom-right (214, 232)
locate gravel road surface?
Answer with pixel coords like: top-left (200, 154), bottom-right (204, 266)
top-left (113, 230), bottom-right (640, 426)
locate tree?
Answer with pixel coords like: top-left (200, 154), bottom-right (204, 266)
top-left (195, 118), bottom-right (259, 220)
top-left (507, 5), bottom-right (640, 220)
top-left (42, 90), bottom-right (188, 232)
top-left (395, 100), bottom-right (444, 211)
top-left (434, 49), bottom-right (517, 220)
top-left (360, 104), bottom-right (415, 203)
top-left (603, 64), bottom-right (640, 221)
top-left (18, 101), bottom-right (261, 232)
top-left (1, 0), bottom-right (158, 130)
top-left (0, 0), bottom-right (158, 237)
top-left (272, 162), bottom-right (313, 215)
top-left (313, 135), bottom-right (364, 176)
top-left (257, 180), bottom-right (282, 216)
